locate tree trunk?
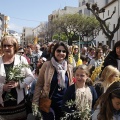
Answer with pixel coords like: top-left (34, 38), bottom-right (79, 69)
top-left (68, 39), bottom-right (72, 45)
top-left (107, 38), bottom-right (112, 49)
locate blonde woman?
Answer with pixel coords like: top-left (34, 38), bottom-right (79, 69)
top-left (94, 65), bottom-right (120, 98)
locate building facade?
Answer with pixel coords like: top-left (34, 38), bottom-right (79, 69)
top-left (21, 27), bottom-right (34, 47)
top-left (95, 0), bottom-right (120, 48)
top-left (0, 13), bottom-right (10, 40)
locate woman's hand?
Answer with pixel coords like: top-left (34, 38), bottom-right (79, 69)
top-left (9, 81), bottom-right (19, 88)
top-left (3, 83), bottom-right (13, 92)
top-left (3, 81), bottom-right (19, 91)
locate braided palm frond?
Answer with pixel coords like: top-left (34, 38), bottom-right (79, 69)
top-left (76, 53), bottom-right (82, 66)
top-left (91, 62), bottom-right (103, 82)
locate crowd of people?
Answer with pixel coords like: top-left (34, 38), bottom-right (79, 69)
top-left (0, 35), bottom-right (120, 120)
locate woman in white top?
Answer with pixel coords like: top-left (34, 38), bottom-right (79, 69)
top-left (0, 36), bottom-right (34, 120)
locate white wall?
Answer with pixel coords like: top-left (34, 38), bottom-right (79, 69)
top-left (95, 0), bottom-right (119, 48)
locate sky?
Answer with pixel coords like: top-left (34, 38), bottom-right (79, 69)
top-left (0, 0), bottom-right (79, 33)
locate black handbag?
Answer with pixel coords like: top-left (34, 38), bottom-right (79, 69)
top-left (23, 89), bottom-right (32, 115)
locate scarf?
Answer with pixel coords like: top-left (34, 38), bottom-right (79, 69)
top-left (75, 86), bottom-right (92, 111)
top-left (51, 57), bottom-right (67, 88)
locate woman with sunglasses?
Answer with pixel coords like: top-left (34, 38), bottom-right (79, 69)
top-left (32, 41), bottom-right (73, 120)
top-left (72, 45), bottom-right (79, 63)
top-left (92, 81), bottom-right (120, 120)
top-left (0, 36), bottom-right (34, 120)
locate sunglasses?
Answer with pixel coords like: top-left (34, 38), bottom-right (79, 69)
top-left (19, 52), bottom-right (24, 54)
top-left (74, 48), bottom-right (78, 50)
top-left (3, 44), bottom-right (14, 48)
top-left (56, 49), bottom-right (66, 53)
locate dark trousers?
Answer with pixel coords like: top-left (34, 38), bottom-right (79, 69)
top-left (41, 109), bottom-right (55, 120)
top-left (41, 107), bottom-right (63, 120)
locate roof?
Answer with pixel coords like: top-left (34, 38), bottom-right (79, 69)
top-left (102, 0), bottom-right (117, 9)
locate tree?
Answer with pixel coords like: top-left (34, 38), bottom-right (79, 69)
top-left (86, 2), bottom-right (120, 48)
top-left (52, 14), bottom-right (100, 45)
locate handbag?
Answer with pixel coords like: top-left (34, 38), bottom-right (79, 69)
top-left (39, 84), bottom-right (57, 113)
top-left (23, 89), bottom-right (32, 115)
top-left (39, 98), bottom-right (51, 113)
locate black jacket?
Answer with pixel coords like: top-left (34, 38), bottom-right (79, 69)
top-left (102, 51), bottom-right (118, 71)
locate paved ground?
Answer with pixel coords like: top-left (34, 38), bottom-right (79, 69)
top-left (27, 113), bottom-right (36, 120)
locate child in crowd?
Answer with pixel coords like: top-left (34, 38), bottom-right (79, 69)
top-left (62, 65), bottom-right (97, 119)
top-left (30, 57), bottom-right (47, 95)
top-left (80, 55), bottom-right (89, 65)
top-left (92, 81), bottom-right (120, 120)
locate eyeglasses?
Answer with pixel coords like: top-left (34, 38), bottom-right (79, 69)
top-left (18, 52), bottom-right (24, 54)
top-left (3, 44), bottom-right (14, 48)
top-left (74, 48), bottom-right (78, 50)
top-left (56, 49), bottom-right (66, 53)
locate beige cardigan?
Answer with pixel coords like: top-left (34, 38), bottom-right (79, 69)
top-left (32, 61), bottom-right (73, 105)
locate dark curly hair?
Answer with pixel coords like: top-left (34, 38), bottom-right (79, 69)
top-left (52, 41), bottom-right (69, 61)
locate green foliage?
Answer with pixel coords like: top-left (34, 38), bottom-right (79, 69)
top-left (6, 63), bottom-right (30, 83)
top-left (4, 63), bottom-right (30, 102)
top-left (52, 33), bottom-right (68, 41)
top-left (32, 103), bottom-right (43, 120)
top-left (52, 13), bottom-right (100, 45)
top-left (61, 100), bottom-right (91, 120)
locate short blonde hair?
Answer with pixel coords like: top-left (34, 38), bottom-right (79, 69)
top-left (1, 35), bottom-right (19, 53)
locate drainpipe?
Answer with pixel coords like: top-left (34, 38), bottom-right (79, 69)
top-left (118, 0), bottom-right (120, 40)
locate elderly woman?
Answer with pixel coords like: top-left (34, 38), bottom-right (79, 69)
top-left (32, 42), bottom-right (73, 120)
top-left (0, 36), bottom-right (34, 120)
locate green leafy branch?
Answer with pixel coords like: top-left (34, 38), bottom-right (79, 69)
top-left (7, 63), bottom-right (30, 83)
top-left (4, 63), bottom-right (30, 102)
top-left (61, 100), bottom-right (91, 120)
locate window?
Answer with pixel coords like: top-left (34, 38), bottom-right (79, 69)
top-left (106, 0), bottom-right (109, 4)
top-left (114, 7), bottom-right (116, 12)
top-left (106, 41), bottom-right (109, 46)
top-left (102, 41), bottom-right (104, 44)
top-left (79, 10), bottom-right (82, 14)
top-left (82, 0), bottom-right (86, 5)
top-left (98, 41), bottom-right (99, 46)
top-left (113, 24), bottom-right (115, 30)
top-left (84, 8), bottom-right (90, 16)
top-left (88, 0), bottom-right (94, 3)
top-left (112, 40), bottom-right (115, 47)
